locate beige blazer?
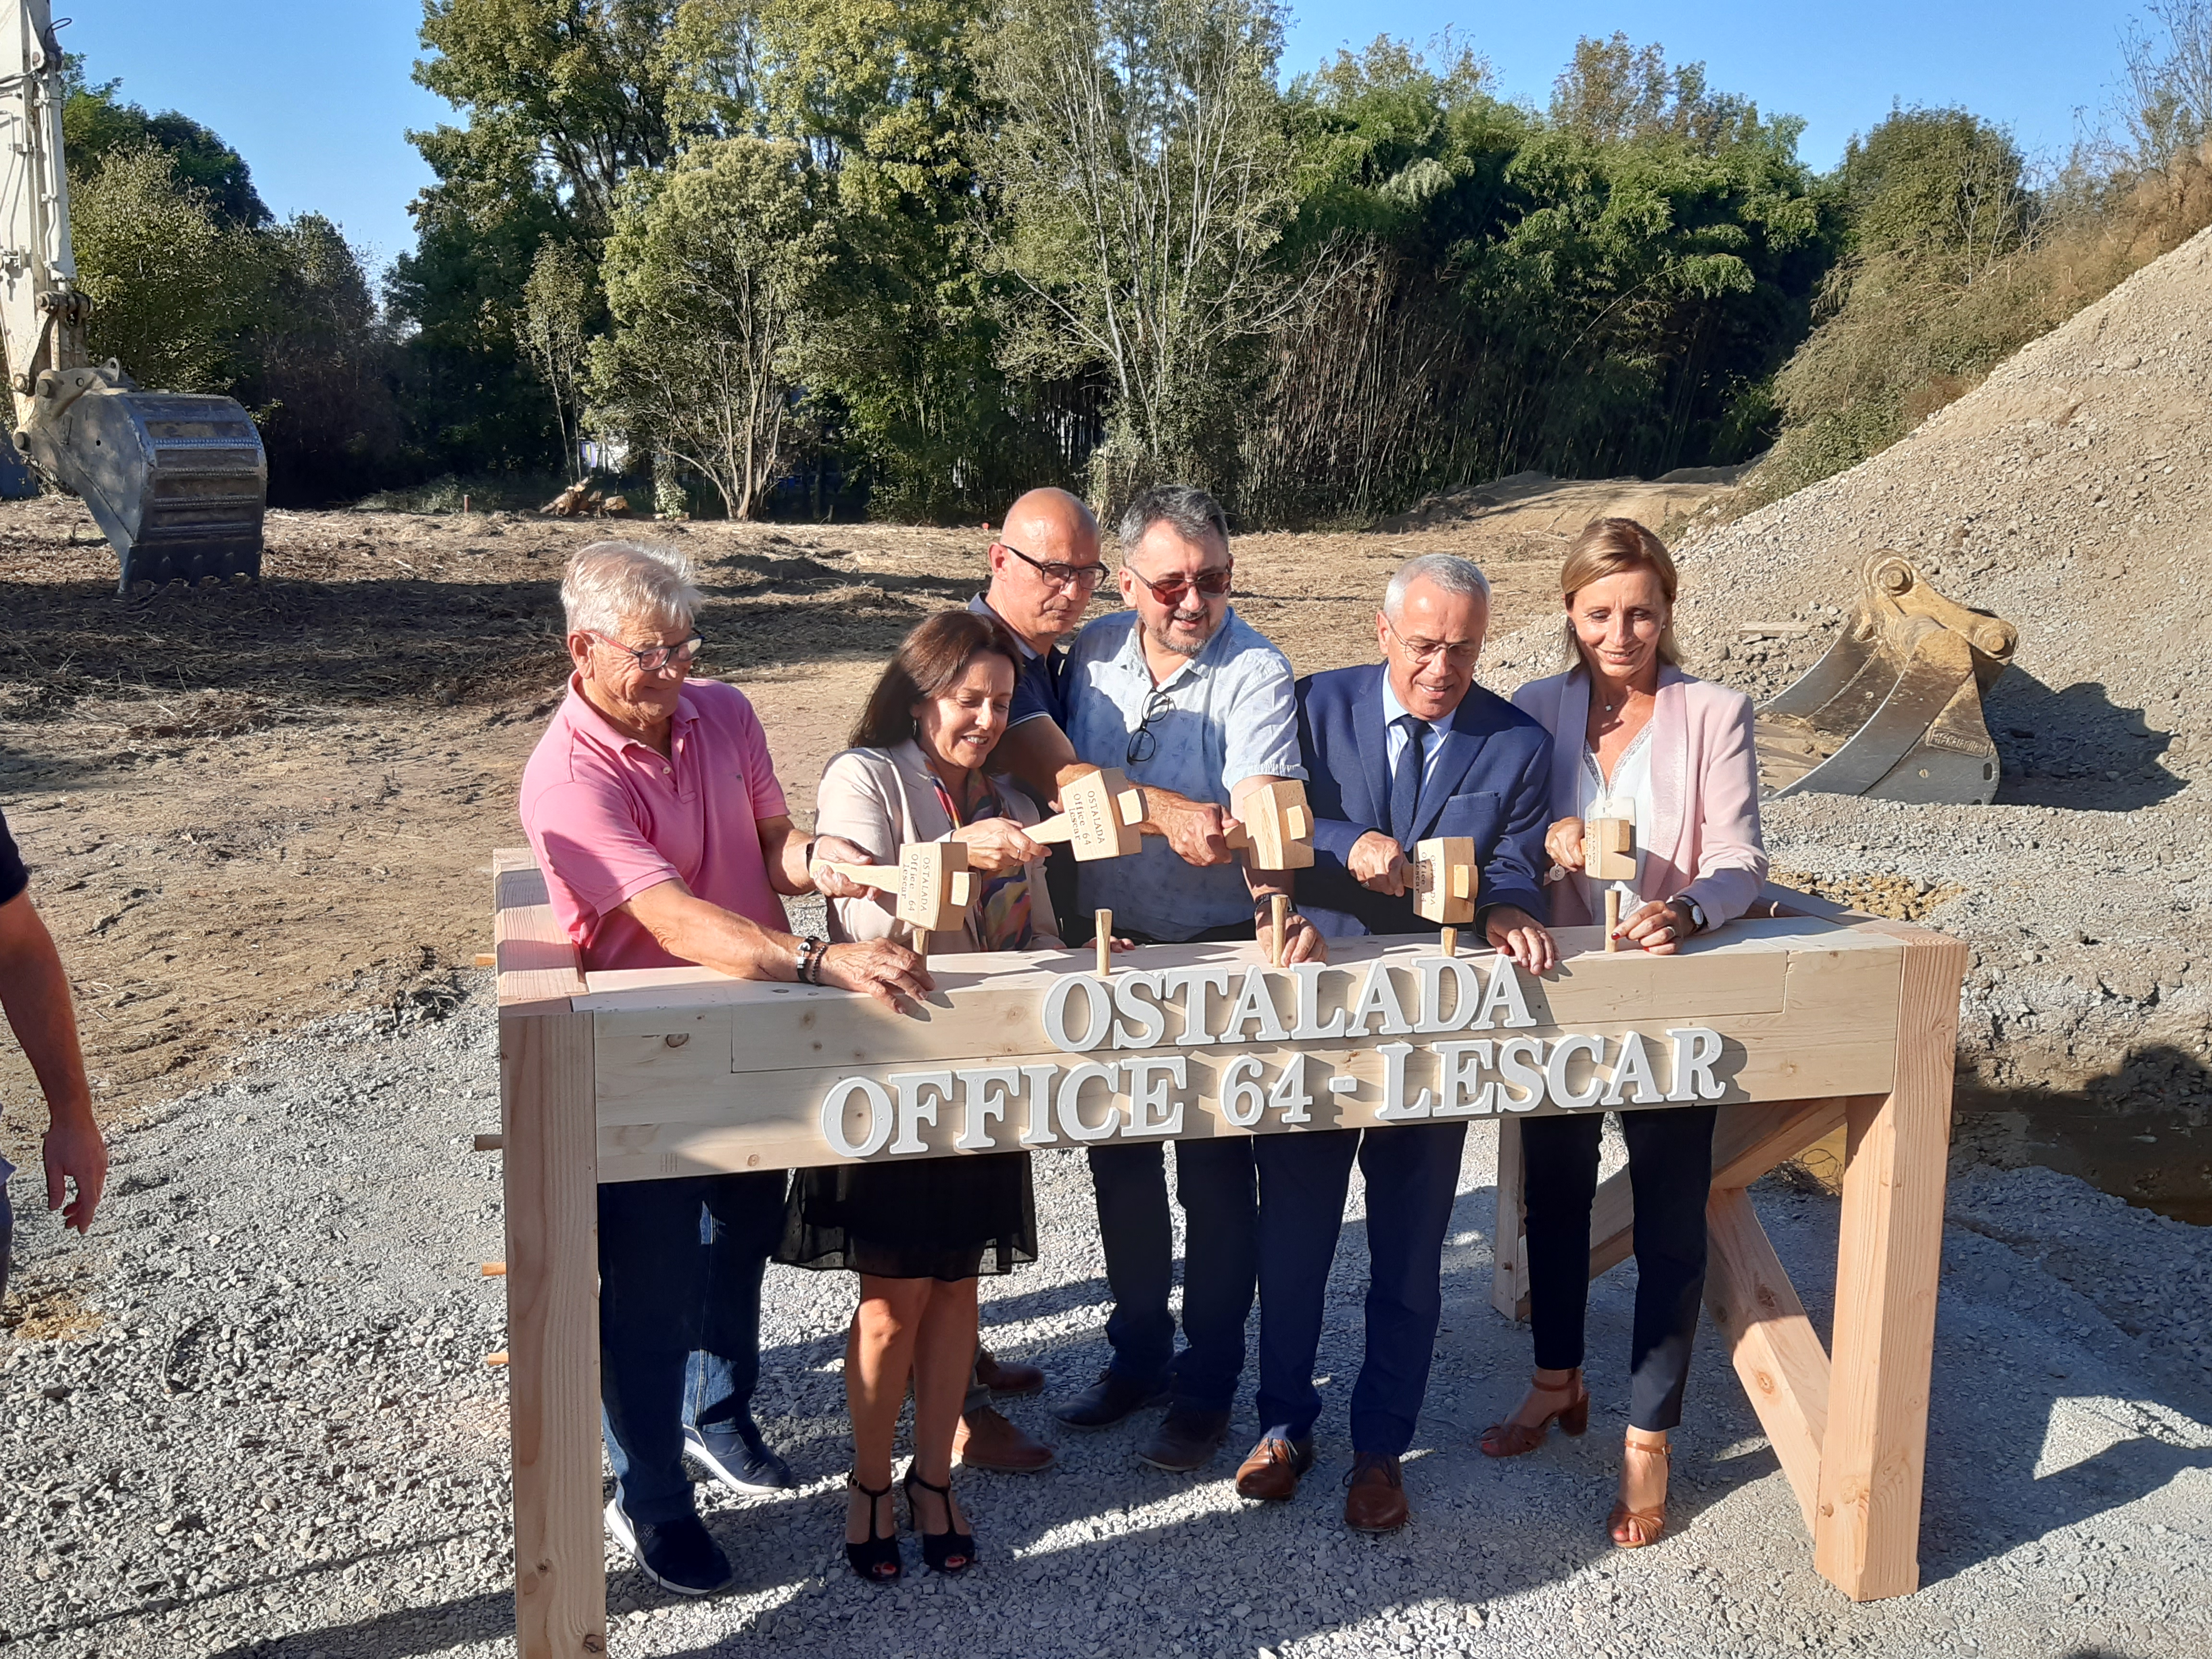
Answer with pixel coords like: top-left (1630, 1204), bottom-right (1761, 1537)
top-left (815, 740), bottom-right (1062, 952)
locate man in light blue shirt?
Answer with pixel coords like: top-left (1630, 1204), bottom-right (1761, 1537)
top-left (1049, 483), bottom-right (1322, 1474)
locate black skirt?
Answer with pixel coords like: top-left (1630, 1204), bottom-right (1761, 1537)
top-left (777, 1150), bottom-right (1036, 1282)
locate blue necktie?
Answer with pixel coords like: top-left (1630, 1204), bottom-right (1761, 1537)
top-left (1390, 715), bottom-right (1428, 847)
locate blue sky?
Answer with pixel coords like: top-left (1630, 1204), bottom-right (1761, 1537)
top-left (71, 0), bottom-right (2143, 278)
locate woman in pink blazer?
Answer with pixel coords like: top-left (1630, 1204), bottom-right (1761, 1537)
top-left (1480, 518), bottom-right (1767, 1549)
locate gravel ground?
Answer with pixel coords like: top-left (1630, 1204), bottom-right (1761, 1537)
top-left (4, 977), bottom-right (2209, 1659)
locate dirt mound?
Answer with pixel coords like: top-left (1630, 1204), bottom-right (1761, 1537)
top-left (1375, 468), bottom-right (1748, 537)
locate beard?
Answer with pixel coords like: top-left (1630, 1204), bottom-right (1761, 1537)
top-left (1144, 608), bottom-right (1217, 657)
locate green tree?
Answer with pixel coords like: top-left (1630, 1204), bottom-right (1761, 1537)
top-left (982, 0), bottom-right (1309, 506)
top-left (523, 239), bottom-right (601, 480)
top-left (69, 143), bottom-right (244, 392)
top-left (589, 137), bottom-right (831, 517)
top-left (62, 77), bottom-right (271, 227)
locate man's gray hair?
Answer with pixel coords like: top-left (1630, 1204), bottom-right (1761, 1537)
top-left (1119, 484), bottom-right (1229, 560)
top-left (561, 541), bottom-right (700, 639)
top-left (1383, 553), bottom-right (1491, 619)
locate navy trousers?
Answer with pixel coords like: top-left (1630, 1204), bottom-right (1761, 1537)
top-left (1086, 920), bottom-right (1260, 1413)
top-left (1519, 1105), bottom-right (1717, 1432)
top-left (1088, 1136), bottom-right (1257, 1411)
top-left (1253, 1121), bottom-right (1467, 1456)
top-left (598, 1169), bottom-right (785, 1523)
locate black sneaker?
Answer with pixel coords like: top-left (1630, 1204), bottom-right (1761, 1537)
top-left (1052, 1368), bottom-right (1170, 1429)
top-left (604, 1500), bottom-right (733, 1597)
top-left (684, 1422), bottom-right (796, 1494)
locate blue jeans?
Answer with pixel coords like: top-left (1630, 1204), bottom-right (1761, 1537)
top-left (1087, 1135), bottom-right (1258, 1412)
top-left (598, 1170), bottom-right (785, 1524)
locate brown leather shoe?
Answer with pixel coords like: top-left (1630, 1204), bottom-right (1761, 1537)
top-left (954, 1405), bottom-right (1058, 1472)
top-left (1343, 1452), bottom-right (1408, 1533)
top-left (1234, 1433), bottom-right (1314, 1501)
top-left (974, 1348), bottom-right (1045, 1398)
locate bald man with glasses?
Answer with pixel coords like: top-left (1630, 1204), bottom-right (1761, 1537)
top-left (1048, 482), bottom-right (1322, 1476)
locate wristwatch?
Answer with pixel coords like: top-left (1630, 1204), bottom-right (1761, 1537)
top-left (1680, 897), bottom-right (1708, 935)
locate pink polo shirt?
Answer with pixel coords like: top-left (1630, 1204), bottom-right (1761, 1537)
top-left (519, 674), bottom-right (791, 973)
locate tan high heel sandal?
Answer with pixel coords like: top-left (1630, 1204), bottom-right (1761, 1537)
top-left (1607, 1437), bottom-right (1670, 1548)
top-left (1478, 1368), bottom-right (1590, 1457)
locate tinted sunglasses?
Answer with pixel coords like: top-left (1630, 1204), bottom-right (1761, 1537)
top-left (1124, 563), bottom-right (1233, 606)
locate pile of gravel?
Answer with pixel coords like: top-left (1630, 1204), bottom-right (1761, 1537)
top-left (1473, 231), bottom-right (2212, 1181)
top-left (3, 982), bottom-right (2209, 1658)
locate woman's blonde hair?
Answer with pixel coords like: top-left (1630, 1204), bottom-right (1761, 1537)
top-left (1558, 517), bottom-right (1682, 671)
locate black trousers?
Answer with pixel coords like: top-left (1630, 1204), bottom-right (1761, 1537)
top-left (1519, 1105), bottom-right (1717, 1432)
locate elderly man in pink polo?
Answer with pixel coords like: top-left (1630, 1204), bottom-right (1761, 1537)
top-left (521, 541), bottom-right (927, 1598)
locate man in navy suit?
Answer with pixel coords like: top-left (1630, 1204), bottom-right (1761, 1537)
top-left (1236, 553), bottom-right (1557, 1532)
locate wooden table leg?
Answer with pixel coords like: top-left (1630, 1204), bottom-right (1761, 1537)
top-left (1491, 1114), bottom-right (1530, 1319)
top-left (502, 1011), bottom-right (607, 1658)
top-left (1814, 927), bottom-right (1967, 1600)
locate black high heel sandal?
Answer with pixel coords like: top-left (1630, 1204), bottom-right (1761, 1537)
top-left (844, 1473), bottom-right (902, 1583)
top-left (902, 1465), bottom-right (977, 1574)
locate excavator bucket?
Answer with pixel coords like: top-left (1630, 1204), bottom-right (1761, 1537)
top-left (21, 382), bottom-right (266, 595)
top-left (1754, 552), bottom-right (2018, 805)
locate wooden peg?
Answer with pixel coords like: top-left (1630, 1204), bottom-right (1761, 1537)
top-left (472, 1133), bottom-right (504, 1153)
top-left (484, 1350), bottom-right (509, 1368)
top-left (1095, 908), bottom-right (1112, 977)
top-left (1029, 767), bottom-right (1146, 861)
top-left (821, 840), bottom-right (976, 935)
top-left (1605, 886), bottom-right (1623, 952)
top-left (1229, 780), bottom-right (1317, 870)
top-left (1441, 926), bottom-right (1457, 959)
top-left (912, 918), bottom-right (929, 964)
top-left (1412, 836), bottom-right (1477, 925)
top-left (472, 951), bottom-right (496, 968)
top-left (1270, 893), bottom-right (1289, 967)
top-left (481, 1261), bottom-right (507, 1277)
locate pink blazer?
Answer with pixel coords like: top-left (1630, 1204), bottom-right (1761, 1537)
top-left (1510, 664), bottom-right (1768, 928)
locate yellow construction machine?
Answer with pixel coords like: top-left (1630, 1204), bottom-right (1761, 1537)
top-left (1755, 552), bottom-right (2018, 805)
top-left (0, 1), bottom-right (265, 594)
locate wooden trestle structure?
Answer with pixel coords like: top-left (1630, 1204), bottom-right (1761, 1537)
top-left (488, 848), bottom-right (1966, 1657)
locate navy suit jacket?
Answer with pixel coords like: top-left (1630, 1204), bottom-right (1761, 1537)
top-left (1295, 664), bottom-right (1554, 936)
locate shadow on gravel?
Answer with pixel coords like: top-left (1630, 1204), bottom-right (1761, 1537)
top-left (202, 1587), bottom-right (514, 1659)
top-left (1988, 671), bottom-right (2184, 809)
top-left (12, 1531), bottom-right (498, 1658)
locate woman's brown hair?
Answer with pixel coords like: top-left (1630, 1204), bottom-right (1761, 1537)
top-left (1558, 517), bottom-right (1683, 671)
top-left (850, 610), bottom-right (1026, 751)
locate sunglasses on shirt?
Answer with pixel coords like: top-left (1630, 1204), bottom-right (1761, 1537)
top-left (1124, 562), bottom-right (1234, 606)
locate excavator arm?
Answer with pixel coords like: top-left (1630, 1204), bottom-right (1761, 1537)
top-left (0, 0), bottom-right (264, 594)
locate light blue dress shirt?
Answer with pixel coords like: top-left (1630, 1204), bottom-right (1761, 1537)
top-left (1379, 671), bottom-right (1446, 792)
top-left (1062, 607), bottom-right (1305, 940)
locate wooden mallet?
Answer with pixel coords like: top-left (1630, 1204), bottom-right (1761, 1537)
top-left (817, 840), bottom-right (977, 946)
top-left (1228, 779), bottom-right (1317, 871)
top-left (1029, 767), bottom-right (1146, 861)
top-left (1413, 835), bottom-right (1475, 957)
top-left (1588, 814), bottom-right (1635, 953)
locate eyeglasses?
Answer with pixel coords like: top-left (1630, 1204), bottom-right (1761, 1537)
top-left (594, 631), bottom-right (703, 673)
top-left (998, 541), bottom-right (1106, 590)
top-left (1126, 686), bottom-right (1175, 766)
top-left (1381, 614), bottom-right (1480, 671)
top-left (1124, 562), bottom-right (1233, 607)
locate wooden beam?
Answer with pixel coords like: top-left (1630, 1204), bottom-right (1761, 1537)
top-left (1712, 1096), bottom-right (1851, 1190)
top-left (1814, 924), bottom-right (1968, 1601)
top-left (501, 1010), bottom-right (604, 1659)
top-left (495, 850), bottom-right (588, 1016)
top-left (1705, 1185), bottom-right (1832, 1530)
top-left (1491, 1114), bottom-right (1529, 1319)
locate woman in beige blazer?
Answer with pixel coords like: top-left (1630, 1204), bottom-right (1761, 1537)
top-left (786, 610), bottom-right (1060, 1584)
